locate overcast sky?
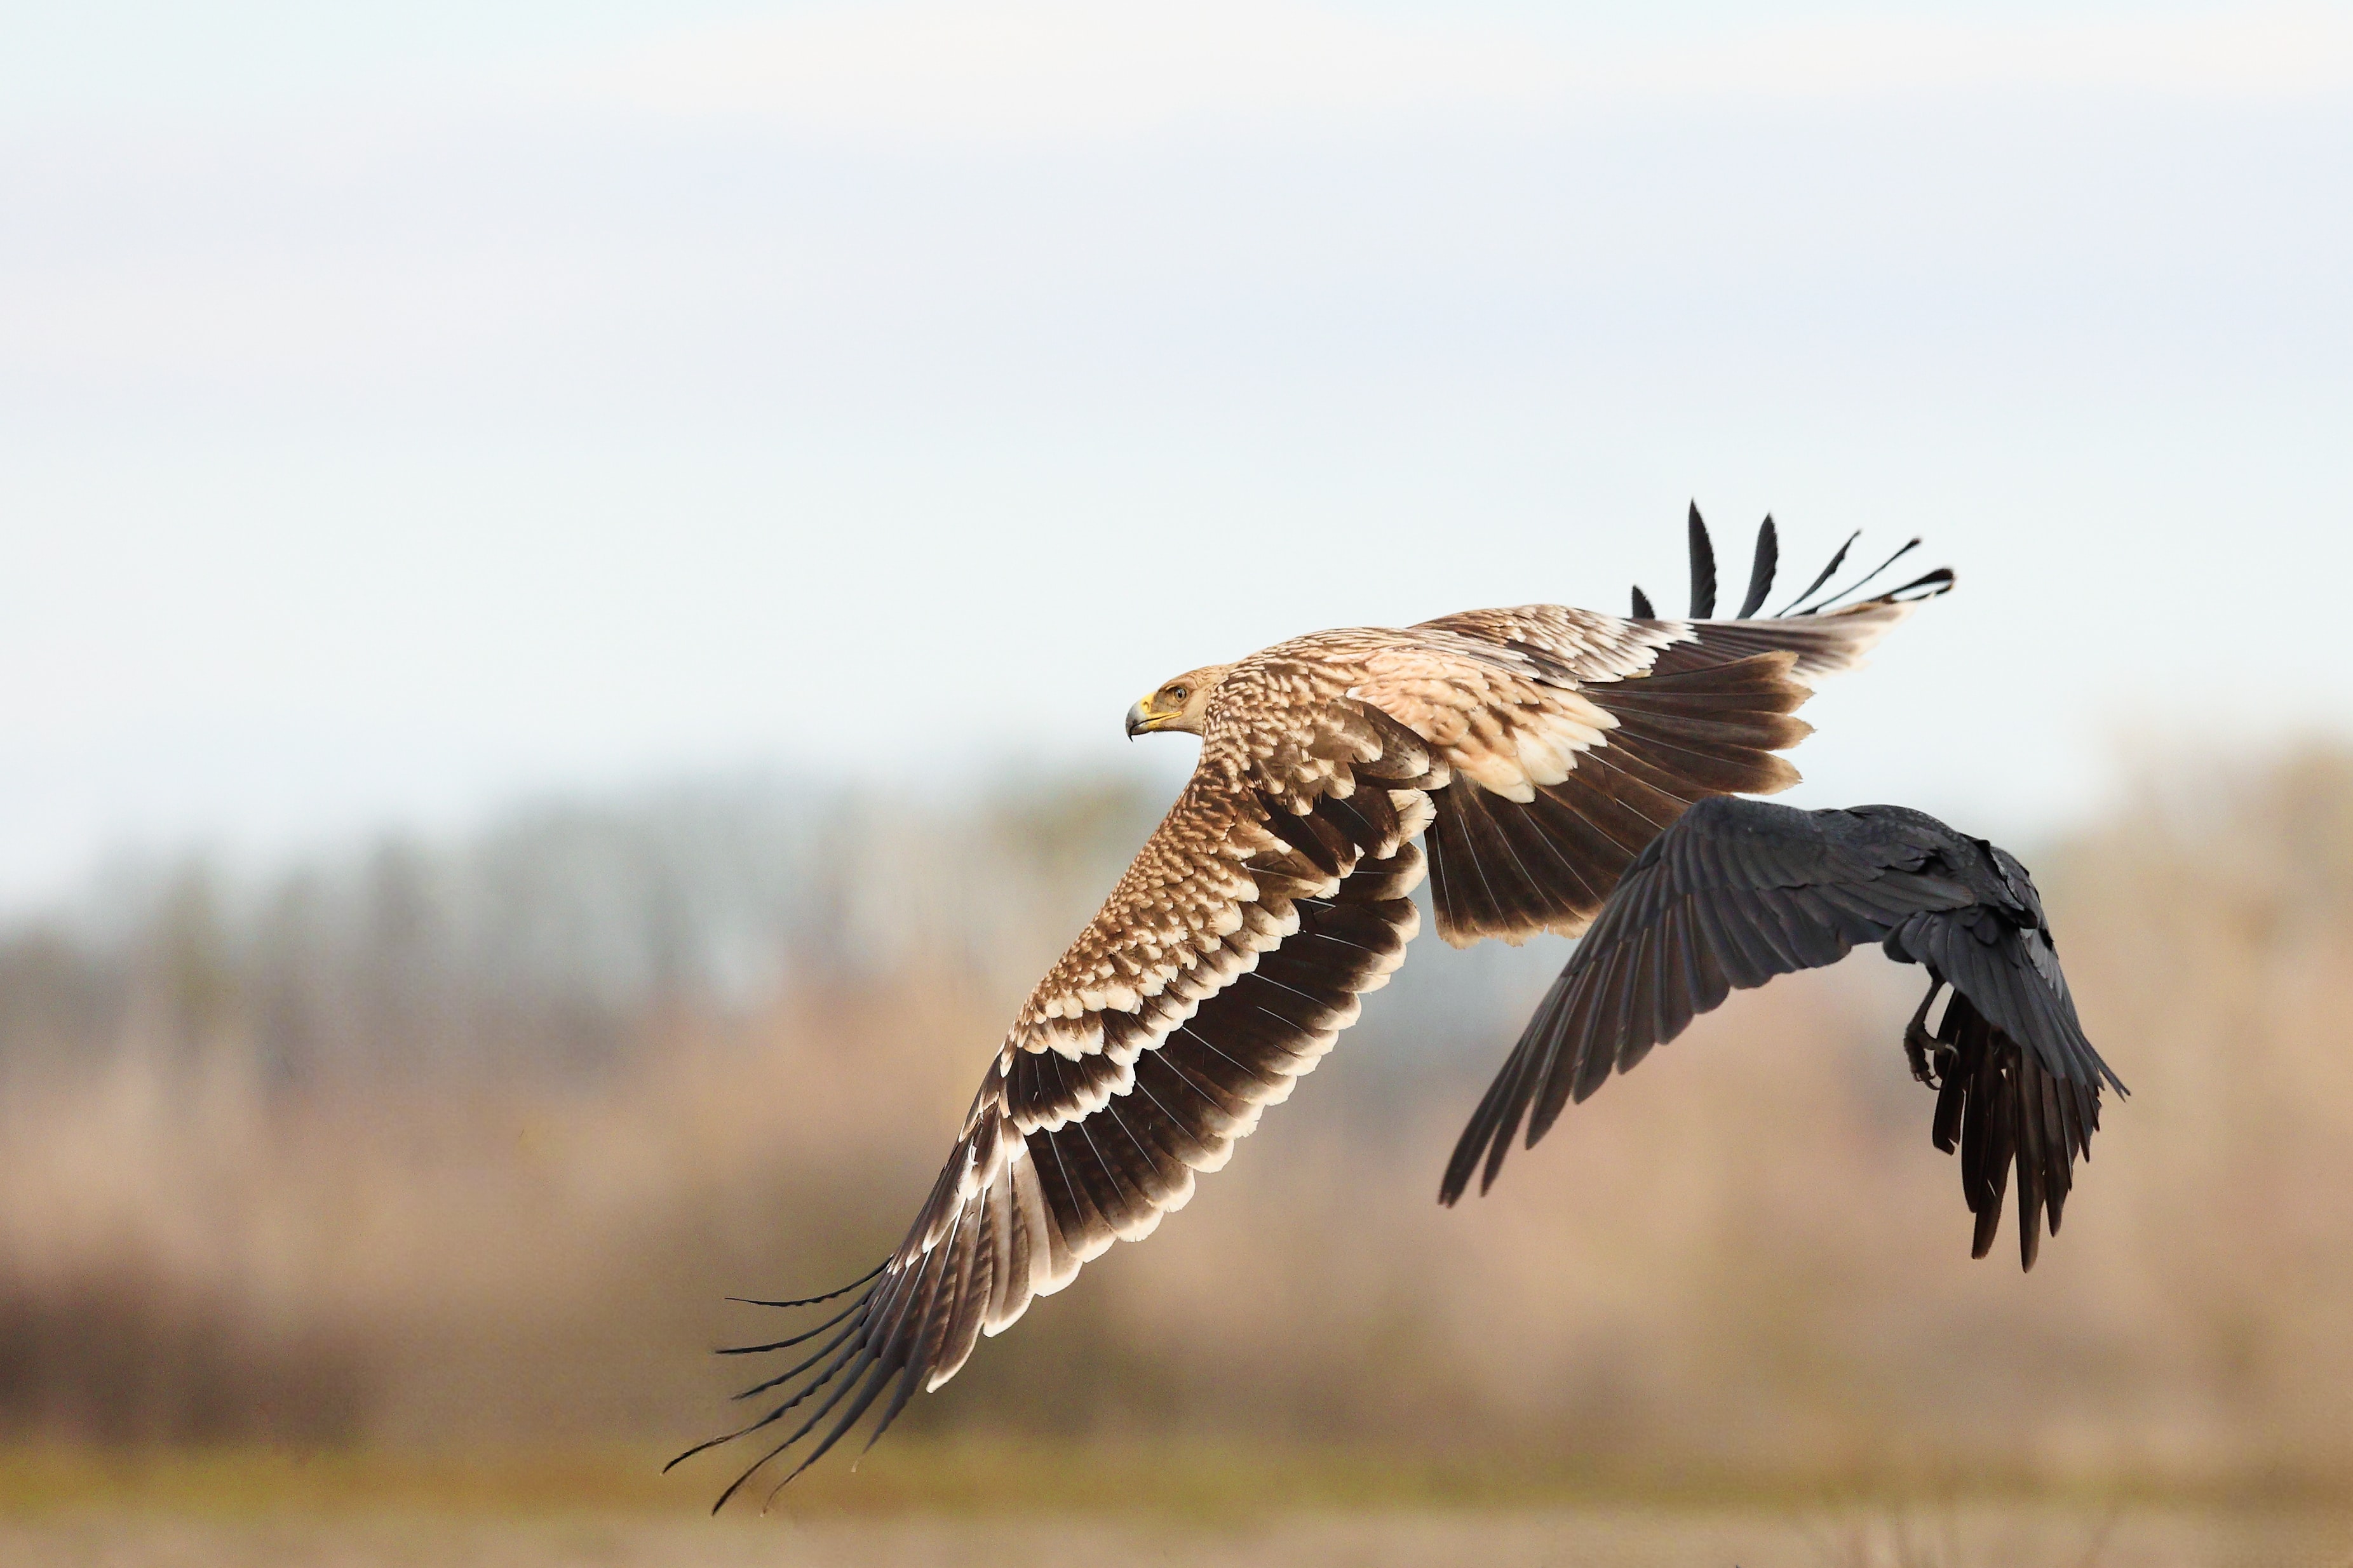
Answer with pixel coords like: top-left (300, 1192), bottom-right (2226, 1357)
top-left (2, 1), bottom-right (2349, 908)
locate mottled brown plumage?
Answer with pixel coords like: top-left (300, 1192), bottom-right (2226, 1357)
top-left (676, 520), bottom-right (1949, 1508)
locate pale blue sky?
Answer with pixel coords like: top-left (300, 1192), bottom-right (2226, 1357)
top-left (1, 3), bottom-right (2263, 114)
top-left (1, 1), bottom-right (2348, 905)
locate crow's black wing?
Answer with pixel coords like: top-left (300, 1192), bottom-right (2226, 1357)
top-left (1440, 797), bottom-right (1974, 1203)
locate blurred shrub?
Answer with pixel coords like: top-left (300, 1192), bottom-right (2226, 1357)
top-left (0, 750), bottom-right (2344, 1492)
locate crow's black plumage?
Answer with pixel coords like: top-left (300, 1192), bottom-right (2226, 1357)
top-left (1441, 797), bottom-right (2125, 1270)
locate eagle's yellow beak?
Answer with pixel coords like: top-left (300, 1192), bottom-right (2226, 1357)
top-left (1125, 696), bottom-right (1173, 739)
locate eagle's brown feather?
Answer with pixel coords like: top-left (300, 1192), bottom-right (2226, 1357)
top-left (678, 579), bottom-right (1936, 1508)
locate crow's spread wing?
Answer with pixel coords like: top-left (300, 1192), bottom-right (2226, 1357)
top-left (1443, 797), bottom-right (1976, 1202)
top-left (1443, 797), bottom-right (2123, 1270)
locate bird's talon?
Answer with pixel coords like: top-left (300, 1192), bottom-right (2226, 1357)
top-left (1903, 1021), bottom-right (1942, 1087)
top-left (1901, 978), bottom-right (1946, 1088)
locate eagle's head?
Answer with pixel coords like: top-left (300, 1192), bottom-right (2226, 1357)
top-left (1125, 665), bottom-right (1232, 738)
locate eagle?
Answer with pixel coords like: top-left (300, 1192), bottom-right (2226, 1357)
top-left (674, 511), bottom-right (1955, 1506)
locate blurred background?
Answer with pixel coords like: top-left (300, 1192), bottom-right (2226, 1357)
top-left (3, 1), bottom-right (2350, 1563)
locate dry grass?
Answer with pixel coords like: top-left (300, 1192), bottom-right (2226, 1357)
top-left (0, 1490), bottom-right (2345, 1568)
top-left (0, 1445), bottom-right (2345, 1568)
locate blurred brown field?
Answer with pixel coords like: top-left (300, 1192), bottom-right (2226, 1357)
top-left (2, 1491), bottom-right (2349, 1568)
top-left (0, 749), bottom-right (2350, 1562)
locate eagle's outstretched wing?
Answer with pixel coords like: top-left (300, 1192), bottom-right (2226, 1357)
top-left (673, 693), bottom-right (1442, 1507)
top-left (679, 528), bottom-right (1948, 1505)
top-left (1401, 588), bottom-right (1941, 947)
top-left (1441, 797), bottom-right (2125, 1268)
top-left (1394, 505), bottom-right (1950, 949)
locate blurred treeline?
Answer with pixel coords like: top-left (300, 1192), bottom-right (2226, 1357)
top-left (0, 751), bottom-right (2349, 1496)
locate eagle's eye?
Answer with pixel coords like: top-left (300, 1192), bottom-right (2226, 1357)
top-left (1166, 685), bottom-right (1189, 704)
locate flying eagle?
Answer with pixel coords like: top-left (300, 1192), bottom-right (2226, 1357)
top-left (1441, 796), bottom-right (2126, 1270)
top-left (675, 512), bottom-right (1953, 1506)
